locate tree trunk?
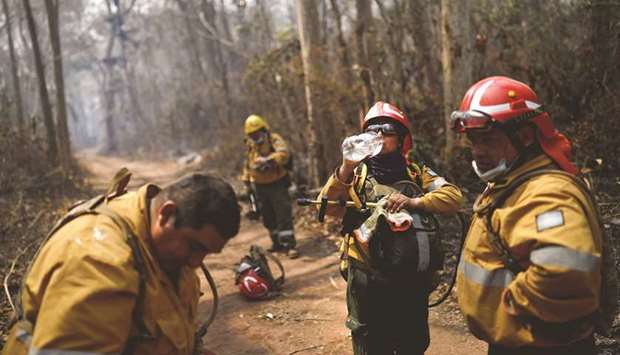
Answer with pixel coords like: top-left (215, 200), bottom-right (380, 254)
top-left (174, 0), bottom-right (209, 83)
top-left (199, 0), bottom-right (232, 125)
top-left (23, 0), bottom-right (58, 164)
top-left (3, 0), bottom-right (25, 132)
top-left (329, 0), bottom-right (352, 84)
top-left (45, 0), bottom-right (71, 169)
top-left (409, 0), bottom-right (441, 104)
top-left (256, 0), bottom-right (273, 51)
top-left (591, 0), bottom-right (620, 88)
top-left (355, 0), bottom-right (374, 111)
top-left (296, 0), bottom-right (327, 187)
top-left (440, 0), bottom-right (473, 162)
top-left (101, 0), bottom-right (118, 153)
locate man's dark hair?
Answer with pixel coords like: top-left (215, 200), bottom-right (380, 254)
top-left (162, 173), bottom-right (241, 239)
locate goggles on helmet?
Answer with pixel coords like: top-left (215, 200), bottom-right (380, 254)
top-left (450, 110), bottom-right (493, 132)
top-left (365, 122), bottom-right (399, 136)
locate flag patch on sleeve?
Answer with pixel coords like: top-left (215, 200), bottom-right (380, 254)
top-left (536, 210), bottom-right (564, 232)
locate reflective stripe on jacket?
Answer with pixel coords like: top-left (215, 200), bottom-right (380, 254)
top-left (2, 185), bottom-right (201, 355)
top-left (318, 162), bottom-right (462, 265)
top-left (456, 155), bottom-right (602, 347)
top-left (242, 132), bottom-right (290, 184)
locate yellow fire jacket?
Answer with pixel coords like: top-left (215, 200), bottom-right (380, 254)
top-left (318, 162), bottom-right (462, 266)
top-left (242, 132), bottom-right (290, 185)
top-left (2, 185), bottom-right (201, 355)
top-left (456, 155), bottom-right (602, 347)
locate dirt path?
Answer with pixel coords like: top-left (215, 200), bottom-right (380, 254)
top-left (77, 152), bottom-right (487, 355)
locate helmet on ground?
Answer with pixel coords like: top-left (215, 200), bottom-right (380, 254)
top-left (235, 245), bottom-right (284, 300)
top-left (451, 76), bottom-right (577, 174)
top-left (237, 267), bottom-right (270, 299)
top-left (362, 101), bottom-right (412, 156)
top-left (244, 114), bottom-right (269, 135)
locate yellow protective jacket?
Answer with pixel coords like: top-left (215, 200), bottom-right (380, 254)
top-left (456, 155), bottom-right (602, 347)
top-left (318, 162), bottom-right (463, 266)
top-left (2, 185), bottom-right (201, 355)
top-left (242, 132), bottom-right (290, 185)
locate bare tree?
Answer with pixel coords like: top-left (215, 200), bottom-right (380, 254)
top-left (296, 0), bottom-right (327, 187)
top-left (45, 0), bottom-right (71, 169)
top-left (355, 0), bottom-right (374, 110)
top-left (440, 0), bottom-right (473, 162)
top-left (329, 0), bottom-right (352, 84)
top-left (23, 0), bottom-right (58, 164)
top-left (408, 0), bottom-right (441, 104)
top-left (2, 0), bottom-right (25, 132)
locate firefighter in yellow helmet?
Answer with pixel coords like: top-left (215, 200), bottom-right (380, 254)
top-left (2, 172), bottom-right (241, 355)
top-left (242, 114), bottom-right (298, 258)
top-left (452, 76), bottom-right (602, 355)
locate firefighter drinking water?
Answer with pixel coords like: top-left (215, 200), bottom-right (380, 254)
top-left (318, 101), bottom-right (463, 354)
top-left (241, 114), bottom-right (298, 258)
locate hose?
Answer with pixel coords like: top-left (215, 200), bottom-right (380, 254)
top-left (196, 263), bottom-right (219, 339)
top-left (428, 212), bottom-right (468, 308)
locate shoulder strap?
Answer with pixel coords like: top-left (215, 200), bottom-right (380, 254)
top-left (355, 163), bottom-right (368, 196)
top-left (406, 162), bottom-right (424, 187)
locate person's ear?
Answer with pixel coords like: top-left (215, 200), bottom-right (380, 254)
top-left (157, 200), bottom-right (177, 230)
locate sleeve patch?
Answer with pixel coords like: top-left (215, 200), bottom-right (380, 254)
top-left (536, 210), bottom-right (564, 232)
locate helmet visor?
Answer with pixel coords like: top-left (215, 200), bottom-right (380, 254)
top-left (450, 110), bottom-right (493, 132)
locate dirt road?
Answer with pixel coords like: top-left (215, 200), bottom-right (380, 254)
top-left (78, 152), bottom-right (486, 355)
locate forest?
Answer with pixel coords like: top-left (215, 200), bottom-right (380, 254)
top-left (0, 0), bottom-right (619, 354)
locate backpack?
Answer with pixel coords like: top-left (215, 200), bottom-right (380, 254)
top-left (343, 162), bottom-right (445, 276)
top-left (480, 168), bottom-right (619, 337)
top-left (235, 245), bottom-right (285, 300)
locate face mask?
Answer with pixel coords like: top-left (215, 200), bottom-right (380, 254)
top-left (251, 132), bottom-right (266, 145)
top-left (472, 159), bottom-right (509, 182)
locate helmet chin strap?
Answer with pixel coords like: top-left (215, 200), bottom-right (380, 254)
top-left (472, 159), bottom-right (510, 182)
top-left (472, 139), bottom-right (541, 183)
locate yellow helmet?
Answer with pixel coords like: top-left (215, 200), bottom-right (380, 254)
top-left (244, 114), bottom-right (269, 135)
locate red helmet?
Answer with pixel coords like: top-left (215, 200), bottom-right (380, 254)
top-left (451, 76), bottom-right (577, 174)
top-left (362, 101), bottom-right (412, 156)
top-left (237, 267), bottom-right (270, 300)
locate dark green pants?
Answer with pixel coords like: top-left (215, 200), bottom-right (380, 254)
top-left (255, 176), bottom-right (296, 250)
top-left (345, 261), bottom-right (430, 355)
top-left (487, 334), bottom-right (595, 355)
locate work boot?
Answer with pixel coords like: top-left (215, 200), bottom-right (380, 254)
top-left (287, 248), bottom-right (300, 259)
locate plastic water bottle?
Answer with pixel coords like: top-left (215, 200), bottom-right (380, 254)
top-left (341, 131), bottom-right (383, 162)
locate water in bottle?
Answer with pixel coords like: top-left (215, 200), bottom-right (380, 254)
top-left (341, 131), bottom-right (383, 162)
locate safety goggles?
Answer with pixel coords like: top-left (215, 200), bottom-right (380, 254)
top-left (450, 110), bottom-right (493, 132)
top-left (364, 122), bottom-right (399, 136)
top-left (249, 129), bottom-right (267, 143)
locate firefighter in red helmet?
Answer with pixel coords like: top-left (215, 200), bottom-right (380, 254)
top-left (452, 76), bottom-right (604, 355)
top-left (318, 101), bottom-right (463, 354)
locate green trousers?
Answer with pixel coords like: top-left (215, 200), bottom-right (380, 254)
top-left (255, 176), bottom-right (296, 250)
top-left (345, 261), bottom-right (431, 355)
